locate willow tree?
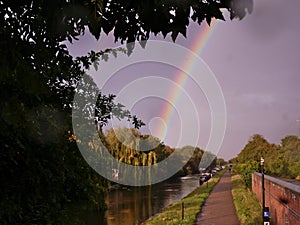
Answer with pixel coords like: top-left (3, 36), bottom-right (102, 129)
top-left (103, 127), bottom-right (164, 183)
top-left (103, 127), bottom-right (164, 165)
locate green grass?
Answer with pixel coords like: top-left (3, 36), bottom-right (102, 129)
top-left (142, 170), bottom-right (225, 225)
top-left (231, 174), bottom-right (262, 225)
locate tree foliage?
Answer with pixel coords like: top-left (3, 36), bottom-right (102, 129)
top-left (104, 127), bottom-right (163, 166)
top-left (266, 135), bottom-right (300, 178)
top-left (234, 134), bottom-right (300, 189)
top-left (237, 134), bottom-right (279, 163)
top-left (182, 146), bottom-right (204, 174)
top-left (233, 160), bottom-right (259, 189)
top-left (216, 157), bottom-right (226, 167)
top-left (0, 0), bottom-right (253, 55)
top-left (101, 128), bottom-right (209, 178)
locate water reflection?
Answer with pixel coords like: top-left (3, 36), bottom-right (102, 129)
top-left (80, 175), bottom-right (199, 225)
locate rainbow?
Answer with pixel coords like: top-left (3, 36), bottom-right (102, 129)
top-left (156, 19), bottom-right (219, 142)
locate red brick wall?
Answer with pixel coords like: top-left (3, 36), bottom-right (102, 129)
top-left (252, 172), bottom-right (300, 225)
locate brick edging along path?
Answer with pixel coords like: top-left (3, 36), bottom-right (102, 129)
top-left (195, 171), bottom-right (240, 225)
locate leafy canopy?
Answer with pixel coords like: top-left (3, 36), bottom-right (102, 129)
top-left (2, 0), bottom-right (253, 47)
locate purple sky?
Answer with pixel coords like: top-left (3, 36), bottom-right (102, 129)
top-left (198, 0), bottom-right (300, 159)
top-left (68, 0), bottom-right (300, 160)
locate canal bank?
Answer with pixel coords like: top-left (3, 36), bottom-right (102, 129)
top-left (142, 170), bottom-right (225, 225)
top-left (79, 174), bottom-right (202, 225)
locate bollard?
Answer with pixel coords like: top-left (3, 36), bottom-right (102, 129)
top-left (263, 207), bottom-right (270, 225)
top-left (182, 202), bottom-right (184, 220)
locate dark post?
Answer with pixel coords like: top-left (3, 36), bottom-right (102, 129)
top-left (261, 157), bottom-right (265, 224)
top-left (182, 202), bottom-right (184, 220)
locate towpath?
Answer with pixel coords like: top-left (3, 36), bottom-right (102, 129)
top-left (195, 171), bottom-right (240, 225)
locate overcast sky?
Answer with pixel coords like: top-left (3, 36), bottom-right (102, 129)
top-left (68, 0), bottom-right (300, 160)
top-left (199, 0), bottom-right (300, 159)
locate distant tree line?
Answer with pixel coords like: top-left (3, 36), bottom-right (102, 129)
top-left (98, 127), bottom-right (218, 179)
top-left (231, 134), bottom-right (300, 188)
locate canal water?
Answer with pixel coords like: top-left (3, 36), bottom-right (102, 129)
top-left (80, 175), bottom-right (200, 225)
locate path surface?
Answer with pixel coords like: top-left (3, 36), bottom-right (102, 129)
top-left (196, 171), bottom-right (240, 225)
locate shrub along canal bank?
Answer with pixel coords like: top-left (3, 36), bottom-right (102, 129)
top-left (142, 170), bottom-right (226, 225)
top-left (231, 174), bottom-right (262, 225)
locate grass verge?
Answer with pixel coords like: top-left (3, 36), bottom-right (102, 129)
top-left (142, 170), bottom-right (225, 225)
top-left (231, 174), bottom-right (262, 225)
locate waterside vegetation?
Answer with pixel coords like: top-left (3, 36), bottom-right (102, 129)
top-left (231, 134), bottom-right (300, 189)
top-left (142, 170), bottom-right (225, 225)
top-left (231, 174), bottom-right (262, 225)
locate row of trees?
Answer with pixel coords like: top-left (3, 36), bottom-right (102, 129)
top-left (99, 127), bottom-right (217, 180)
top-left (232, 134), bottom-right (300, 188)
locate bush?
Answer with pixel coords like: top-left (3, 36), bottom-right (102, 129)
top-left (233, 161), bottom-right (259, 189)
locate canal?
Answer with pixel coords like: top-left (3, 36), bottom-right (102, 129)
top-left (80, 175), bottom-right (200, 225)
